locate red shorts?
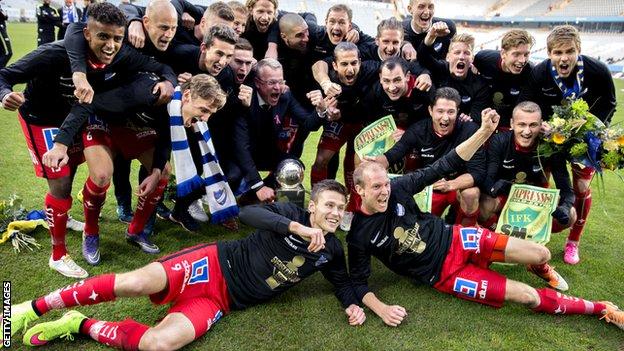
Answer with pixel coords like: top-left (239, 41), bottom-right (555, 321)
top-left (317, 121), bottom-right (362, 152)
top-left (18, 114), bottom-right (84, 179)
top-left (84, 116), bottom-right (157, 160)
top-left (433, 226), bottom-right (508, 308)
top-left (571, 163), bottom-right (595, 181)
top-left (431, 190), bottom-right (458, 216)
top-left (150, 243), bottom-right (231, 339)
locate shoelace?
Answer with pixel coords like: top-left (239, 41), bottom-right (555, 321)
top-left (63, 257), bottom-right (84, 272)
top-left (59, 331), bottom-right (75, 341)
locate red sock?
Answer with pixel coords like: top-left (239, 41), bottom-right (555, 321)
top-left (34, 274), bottom-right (116, 315)
top-left (80, 318), bottom-right (149, 351)
top-left (310, 166), bottom-right (328, 187)
top-left (569, 191), bottom-right (591, 242)
top-left (343, 147), bottom-right (355, 192)
top-left (528, 263), bottom-right (550, 275)
top-left (533, 288), bottom-right (606, 315)
top-left (455, 207), bottom-right (479, 227)
top-left (128, 177), bottom-right (167, 235)
top-left (44, 193), bottom-right (72, 261)
top-left (82, 177), bottom-right (110, 235)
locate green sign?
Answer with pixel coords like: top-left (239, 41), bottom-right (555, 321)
top-left (495, 184), bottom-right (559, 244)
top-left (354, 115), bottom-right (397, 159)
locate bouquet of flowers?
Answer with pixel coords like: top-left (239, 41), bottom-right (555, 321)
top-left (0, 194), bottom-right (44, 253)
top-left (538, 99), bottom-right (624, 172)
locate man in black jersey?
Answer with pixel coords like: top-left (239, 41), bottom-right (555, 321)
top-left (402, 0), bottom-right (456, 60)
top-left (473, 29), bottom-right (534, 130)
top-left (309, 42), bottom-right (380, 215)
top-left (519, 25), bottom-right (617, 265)
top-left (347, 109), bottom-right (624, 331)
top-left (9, 180), bottom-right (366, 350)
top-left (478, 101), bottom-right (575, 291)
top-left (0, 2), bottom-right (175, 279)
top-left (367, 87), bottom-right (484, 227)
top-left (419, 28), bottom-right (490, 122)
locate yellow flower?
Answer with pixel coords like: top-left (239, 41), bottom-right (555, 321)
top-left (603, 140), bottom-right (619, 152)
top-left (552, 133), bottom-right (566, 144)
top-left (618, 135), bottom-right (624, 146)
top-left (550, 117), bottom-right (566, 129)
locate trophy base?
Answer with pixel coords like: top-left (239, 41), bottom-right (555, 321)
top-left (276, 185), bottom-right (305, 208)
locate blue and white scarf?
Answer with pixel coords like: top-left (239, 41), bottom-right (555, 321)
top-left (62, 5), bottom-right (78, 24)
top-left (549, 55), bottom-right (584, 100)
top-left (168, 87), bottom-right (238, 223)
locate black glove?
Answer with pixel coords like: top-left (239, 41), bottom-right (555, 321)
top-left (552, 205), bottom-right (571, 225)
top-left (490, 180), bottom-right (512, 197)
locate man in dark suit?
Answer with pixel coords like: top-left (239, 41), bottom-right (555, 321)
top-left (57, 0), bottom-right (83, 40)
top-left (234, 58), bottom-right (329, 202)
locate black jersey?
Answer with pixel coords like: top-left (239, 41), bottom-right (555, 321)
top-left (385, 118), bottom-right (485, 185)
top-left (361, 72), bottom-right (434, 129)
top-left (519, 55), bottom-right (616, 124)
top-left (473, 49), bottom-right (533, 128)
top-left (327, 60), bottom-right (380, 123)
top-left (0, 41), bottom-right (176, 127)
top-left (36, 4), bottom-right (59, 46)
top-left (347, 150), bottom-right (465, 300)
top-left (242, 20), bottom-right (280, 61)
top-left (402, 16), bottom-right (456, 60)
top-left (418, 44), bottom-right (490, 122)
top-left (218, 202), bottom-right (358, 310)
top-left (483, 131), bottom-right (574, 209)
top-left (311, 23), bottom-right (375, 61)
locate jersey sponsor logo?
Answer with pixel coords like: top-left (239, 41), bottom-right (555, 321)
top-left (104, 72), bottom-right (117, 81)
top-left (420, 147), bottom-right (433, 152)
top-left (371, 230), bottom-right (381, 244)
top-left (460, 227), bottom-right (482, 251)
top-left (188, 257), bottom-right (210, 285)
top-left (395, 203), bottom-right (405, 216)
top-left (510, 88), bottom-right (520, 96)
top-left (478, 280), bottom-right (488, 299)
top-left (453, 277), bottom-right (478, 298)
top-left (42, 128), bottom-right (59, 151)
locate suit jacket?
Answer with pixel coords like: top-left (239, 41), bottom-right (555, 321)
top-left (57, 6), bottom-right (83, 40)
top-left (234, 90), bottom-right (323, 189)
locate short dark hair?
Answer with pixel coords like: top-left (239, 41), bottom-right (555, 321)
top-left (326, 4), bottom-right (352, 22)
top-left (235, 37), bottom-right (253, 52)
top-left (311, 179), bottom-right (348, 202)
top-left (333, 41), bottom-right (359, 62)
top-left (88, 2), bottom-right (127, 27)
top-left (203, 23), bottom-right (238, 48)
top-left (380, 57), bottom-right (408, 75)
top-left (431, 87), bottom-right (461, 108)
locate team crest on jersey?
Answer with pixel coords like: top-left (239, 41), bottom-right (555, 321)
top-left (453, 277), bottom-right (478, 298)
top-left (461, 96), bottom-right (471, 104)
top-left (395, 203), bottom-right (405, 216)
top-left (434, 42), bottom-right (443, 52)
top-left (188, 257), bottom-right (209, 285)
top-left (42, 128), bottom-right (59, 151)
top-left (460, 227), bottom-right (482, 250)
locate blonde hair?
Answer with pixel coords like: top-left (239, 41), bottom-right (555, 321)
top-left (501, 29), bottom-right (535, 51)
top-left (547, 25), bottom-right (581, 52)
top-left (450, 33), bottom-right (475, 52)
top-left (181, 74), bottom-right (227, 110)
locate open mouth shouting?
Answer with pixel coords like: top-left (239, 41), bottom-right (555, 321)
top-left (557, 62), bottom-right (572, 77)
top-left (453, 61), bottom-right (468, 76)
top-left (236, 72), bottom-right (247, 82)
top-left (417, 14), bottom-right (431, 28)
top-left (330, 30), bottom-right (344, 43)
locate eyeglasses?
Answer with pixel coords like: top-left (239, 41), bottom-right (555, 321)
top-left (256, 78), bottom-right (285, 87)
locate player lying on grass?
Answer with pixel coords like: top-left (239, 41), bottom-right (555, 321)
top-left (353, 107), bottom-right (624, 330)
top-left (7, 180), bottom-right (365, 350)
